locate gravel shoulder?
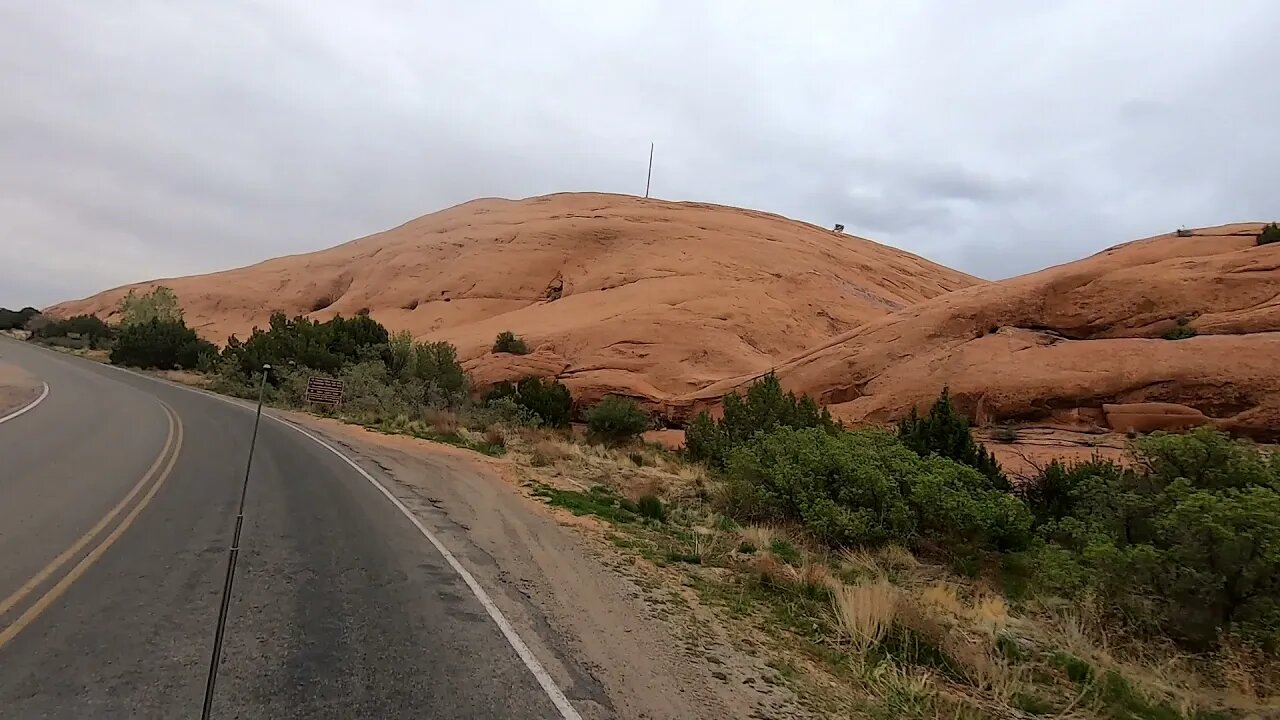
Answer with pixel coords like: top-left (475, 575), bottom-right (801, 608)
top-left (0, 361), bottom-right (41, 416)
top-left (283, 412), bottom-right (806, 720)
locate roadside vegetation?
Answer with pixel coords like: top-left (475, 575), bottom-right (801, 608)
top-left (19, 288), bottom-right (1279, 717)
top-left (522, 379), bottom-right (1280, 719)
top-left (1257, 222), bottom-right (1280, 246)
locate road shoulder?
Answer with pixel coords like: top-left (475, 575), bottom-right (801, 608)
top-left (282, 412), bottom-right (793, 720)
top-left (0, 361), bottom-right (40, 418)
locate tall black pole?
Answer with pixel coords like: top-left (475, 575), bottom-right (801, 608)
top-left (645, 142), bottom-right (653, 199)
top-left (200, 364), bottom-right (270, 720)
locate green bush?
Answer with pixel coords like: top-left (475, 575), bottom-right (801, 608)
top-left (637, 494), bottom-right (666, 522)
top-left (492, 330), bottom-right (529, 355)
top-left (222, 311), bottom-right (390, 376)
top-left (897, 387), bottom-right (1007, 489)
top-left (119, 286), bottom-right (183, 326)
top-left (685, 372), bottom-right (838, 468)
top-left (1257, 222), bottom-right (1280, 246)
top-left (1022, 428), bottom-right (1280, 650)
top-left (722, 426), bottom-right (1031, 553)
top-left (471, 396), bottom-right (543, 429)
top-left (33, 314), bottom-right (113, 348)
top-left (0, 306), bottom-right (39, 330)
top-left (1162, 316), bottom-right (1197, 340)
top-left (110, 319), bottom-right (216, 370)
top-left (485, 377), bottom-right (572, 428)
top-left (585, 395), bottom-right (649, 444)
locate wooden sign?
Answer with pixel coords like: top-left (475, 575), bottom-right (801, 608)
top-left (305, 377), bottom-right (344, 406)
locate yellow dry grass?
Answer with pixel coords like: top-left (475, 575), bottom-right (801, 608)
top-left (833, 580), bottom-right (899, 654)
top-left (423, 408), bottom-right (458, 434)
top-left (739, 524), bottom-right (780, 553)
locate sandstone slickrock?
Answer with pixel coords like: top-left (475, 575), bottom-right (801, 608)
top-left (691, 223), bottom-right (1280, 439)
top-left (47, 192), bottom-right (976, 404)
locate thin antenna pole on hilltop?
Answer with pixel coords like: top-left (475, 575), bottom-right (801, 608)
top-left (645, 142), bottom-right (654, 199)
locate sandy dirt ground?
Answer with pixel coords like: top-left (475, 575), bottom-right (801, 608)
top-left (284, 413), bottom-right (812, 720)
top-left (0, 361), bottom-right (41, 416)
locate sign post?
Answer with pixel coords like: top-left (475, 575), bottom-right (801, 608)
top-left (304, 377), bottom-right (344, 408)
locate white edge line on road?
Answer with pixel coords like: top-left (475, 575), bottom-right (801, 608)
top-left (89, 361), bottom-right (583, 720)
top-left (273, 418), bottom-right (585, 720)
top-left (0, 382), bottom-right (49, 425)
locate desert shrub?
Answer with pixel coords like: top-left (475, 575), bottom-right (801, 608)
top-left (221, 311), bottom-right (390, 376)
top-left (470, 396), bottom-right (543, 429)
top-left (485, 377), bottom-right (572, 428)
top-left (722, 427), bottom-right (1031, 554)
top-left (1162, 316), bottom-right (1197, 340)
top-left (408, 340), bottom-right (467, 403)
top-left (110, 318), bottom-right (216, 370)
top-left (0, 306), bottom-right (39, 330)
top-left (1022, 428), bottom-right (1280, 649)
top-left (492, 330), bottom-right (529, 355)
top-left (585, 395), bottom-right (649, 444)
top-left (1019, 458), bottom-right (1129, 528)
top-left (897, 387), bottom-right (1007, 490)
top-left (1257, 222), bottom-right (1280, 246)
top-left (119, 286), bottom-right (183, 326)
top-left (685, 372), bottom-right (839, 468)
top-left (637, 494), bottom-right (666, 522)
top-left (33, 313), bottom-right (113, 347)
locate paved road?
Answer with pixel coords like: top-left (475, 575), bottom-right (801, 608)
top-left (0, 337), bottom-right (569, 719)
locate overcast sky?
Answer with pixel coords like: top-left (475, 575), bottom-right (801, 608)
top-left (2, 1), bottom-right (1278, 308)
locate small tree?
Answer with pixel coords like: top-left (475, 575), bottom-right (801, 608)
top-left (119, 286), bottom-right (184, 326)
top-left (33, 314), bottom-right (112, 348)
top-left (586, 395), bottom-right (650, 444)
top-left (686, 372), bottom-right (839, 468)
top-left (0, 307), bottom-right (39, 330)
top-left (897, 387), bottom-right (1007, 490)
top-left (492, 330), bottom-right (529, 355)
top-left (110, 318), bottom-right (216, 370)
top-left (1162, 316), bottom-right (1196, 340)
top-left (485, 377), bottom-right (571, 427)
top-left (1257, 222), bottom-right (1280, 246)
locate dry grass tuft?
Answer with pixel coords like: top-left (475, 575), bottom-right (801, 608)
top-left (483, 425), bottom-right (507, 448)
top-left (750, 551), bottom-right (791, 587)
top-left (739, 524), bottom-right (780, 554)
top-left (798, 560), bottom-right (840, 594)
top-left (833, 580), bottom-right (899, 653)
top-left (916, 582), bottom-right (965, 617)
top-left (423, 408), bottom-right (458, 434)
top-left (840, 545), bottom-right (923, 583)
top-left (968, 594), bottom-right (1009, 635)
top-left (532, 437), bottom-right (577, 465)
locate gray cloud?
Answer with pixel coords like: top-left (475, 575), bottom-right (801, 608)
top-left (2, 0), bottom-right (1278, 308)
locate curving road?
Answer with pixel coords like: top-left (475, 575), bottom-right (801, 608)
top-left (0, 337), bottom-right (573, 719)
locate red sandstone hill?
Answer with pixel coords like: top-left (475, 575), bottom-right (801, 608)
top-left (689, 223), bottom-right (1280, 439)
top-left (47, 192), bottom-right (977, 402)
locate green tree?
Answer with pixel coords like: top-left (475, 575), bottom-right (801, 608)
top-left (33, 314), bottom-right (112, 347)
top-left (110, 319), bottom-right (216, 370)
top-left (1023, 428), bottom-right (1280, 649)
top-left (723, 426), bottom-right (1031, 552)
top-left (1257, 222), bottom-right (1280, 246)
top-left (485, 377), bottom-right (572, 427)
top-left (119, 287), bottom-right (184, 326)
top-left (586, 395), bottom-right (650, 444)
top-left (685, 372), bottom-right (838, 468)
top-left (221, 312), bottom-right (392, 376)
top-left (897, 387), bottom-right (1006, 489)
top-left (492, 330), bottom-right (529, 355)
top-left (0, 307), bottom-right (39, 330)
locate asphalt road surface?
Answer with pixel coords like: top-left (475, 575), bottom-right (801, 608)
top-left (0, 337), bottom-right (571, 719)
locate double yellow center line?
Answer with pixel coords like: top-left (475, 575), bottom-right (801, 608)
top-left (0, 400), bottom-right (184, 650)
